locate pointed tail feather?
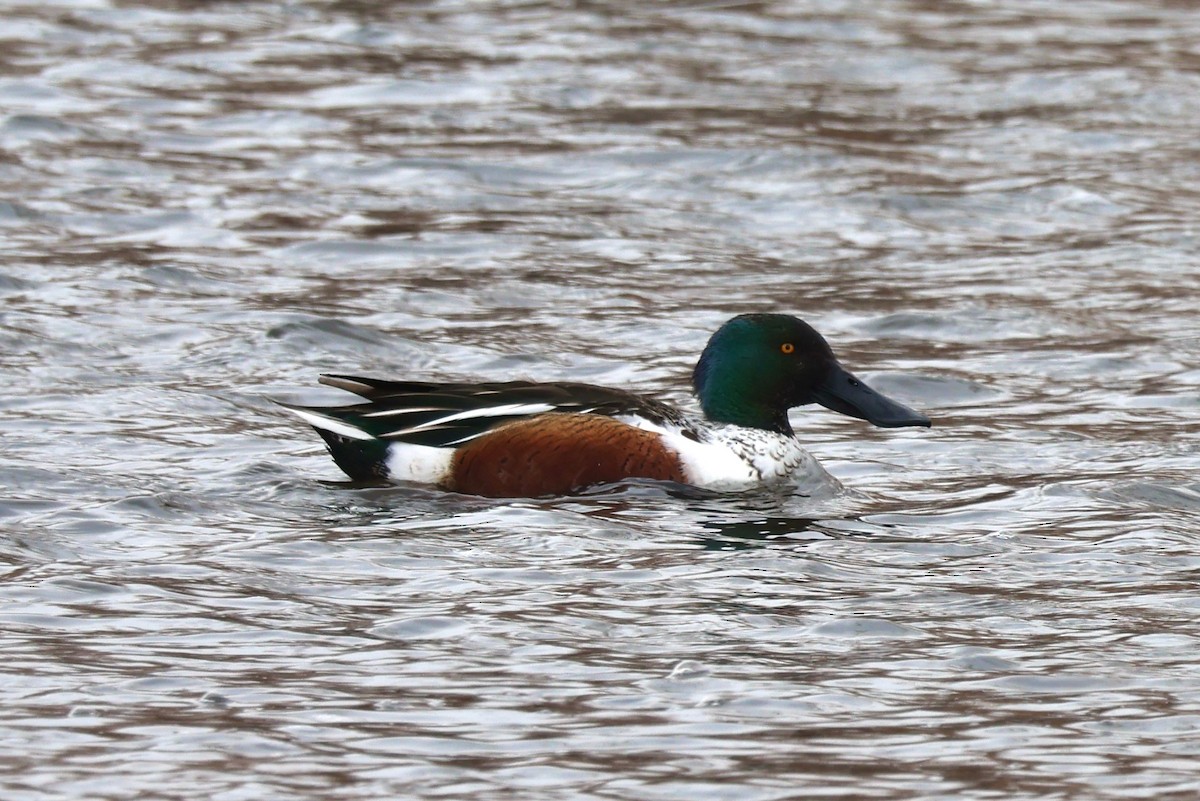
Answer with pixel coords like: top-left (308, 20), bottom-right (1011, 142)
top-left (277, 402), bottom-right (390, 481)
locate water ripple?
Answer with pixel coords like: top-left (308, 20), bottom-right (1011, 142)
top-left (2, 1), bottom-right (1200, 799)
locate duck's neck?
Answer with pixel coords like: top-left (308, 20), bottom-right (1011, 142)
top-left (698, 389), bottom-right (794, 436)
top-left (693, 341), bottom-right (797, 436)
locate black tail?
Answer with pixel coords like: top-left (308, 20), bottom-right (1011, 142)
top-left (313, 429), bottom-right (391, 482)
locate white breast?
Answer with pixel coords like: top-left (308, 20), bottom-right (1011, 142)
top-left (620, 416), bottom-right (831, 490)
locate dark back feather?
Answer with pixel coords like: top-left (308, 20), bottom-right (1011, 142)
top-left (295, 375), bottom-right (695, 448)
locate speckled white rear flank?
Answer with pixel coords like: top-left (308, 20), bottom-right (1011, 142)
top-left (384, 442), bottom-right (455, 484)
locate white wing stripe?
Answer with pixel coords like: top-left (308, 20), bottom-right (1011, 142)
top-left (362, 406), bottom-right (455, 418)
top-left (285, 408), bottom-right (375, 441)
top-left (380, 402), bottom-right (555, 438)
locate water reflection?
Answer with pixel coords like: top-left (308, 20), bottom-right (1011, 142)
top-left (3, 0), bottom-right (1200, 799)
top-left (695, 514), bottom-right (825, 550)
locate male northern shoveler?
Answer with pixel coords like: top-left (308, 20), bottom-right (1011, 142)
top-left (280, 313), bottom-right (931, 498)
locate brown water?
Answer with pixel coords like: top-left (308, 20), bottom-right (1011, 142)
top-left (3, 1), bottom-right (1200, 798)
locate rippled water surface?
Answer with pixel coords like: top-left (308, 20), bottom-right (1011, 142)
top-left (4, 1), bottom-right (1200, 798)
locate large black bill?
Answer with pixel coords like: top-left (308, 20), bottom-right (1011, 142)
top-left (813, 364), bottom-right (931, 428)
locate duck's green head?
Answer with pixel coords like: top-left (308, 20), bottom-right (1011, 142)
top-left (691, 313), bottom-right (931, 435)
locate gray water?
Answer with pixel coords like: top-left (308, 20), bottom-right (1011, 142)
top-left (3, 1), bottom-right (1200, 798)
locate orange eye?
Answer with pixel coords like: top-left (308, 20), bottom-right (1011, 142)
top-left (780, 343), bottom-right (795, 354)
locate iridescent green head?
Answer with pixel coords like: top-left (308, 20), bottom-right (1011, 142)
top-left (691, 313), bottom-right (931, 434)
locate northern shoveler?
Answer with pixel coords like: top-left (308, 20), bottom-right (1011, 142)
top-left (280, 313), bottom-right (931, 497)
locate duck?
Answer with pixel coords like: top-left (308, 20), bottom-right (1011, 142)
top-left (280, 313), bottom-right (931, 497)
